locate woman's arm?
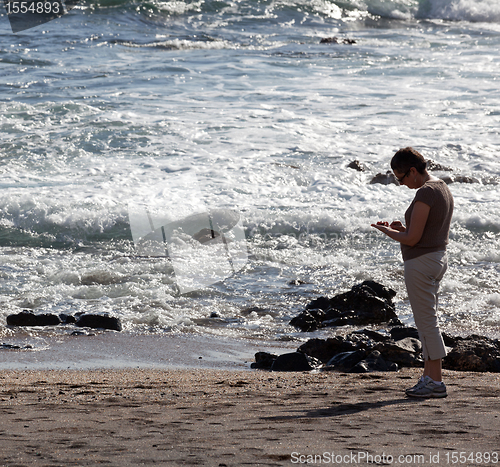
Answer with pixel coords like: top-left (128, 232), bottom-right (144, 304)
top-left (371, 201), bottom-right (430, 246)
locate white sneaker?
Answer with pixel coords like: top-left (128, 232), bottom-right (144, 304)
top-left (405, 376), bottom-right (447, 398)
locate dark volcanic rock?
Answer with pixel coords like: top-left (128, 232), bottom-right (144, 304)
top-left (7, 311), bottom-right (62, 327)
top-left (347, 160), bottom-right (367, 172)
top-left (290, 281), bottom-right (400, 332)
top-left (441, 175), bottom-right (480, 184)
top-left (481, 176), bottom-right (500, 185)
top-left (253, 278), bottom-right (500, 374)
top-left (373, 338), bottom-right (423, 367)
top-left (297, 337), bottom-right (357, 363)
top-left (370, 171), bottom-right (398, 185)
top-left (320, 37), bottom-right (356, 45)
top-left (390, 326), bottom-right (419, 341)
top-left (289, 308), bottom-right (326, 332)
top-left (352, 329), bottom-right (389, 342)
top-left (442, 332), bottom-right (457, 347)
top-left (298, 336), bottom-right (362, 363)
top-left (75, 314), bottom-right (122, 331)
top-left (270, 352), bottom-right (321, 372)
top-left (305, 296), bottom-right (331, 311)
top-left (443, 335), bottom-right (500, 372)
top-left (453, 175), bottom-right (480, 184)
top-left (297, 329), bottom-right (422, 373)
top-left (59, 313), bottom-right (77, 324)
top-left (324, 350), bottom-right (367, 372)
top-left (353, 281), bottom-right (396, 301)
top-left (323, 349), bottom-right (399, 373)
top-left (1, 343), bottom-right (33, 350)
top-left (251, 351), bottom-right (277, 370)
top-left (426, 160), bottom-right (453, 171)
top-left (350, 351), bottom-right (398, 373)
top-left (440, 176), bottom-right (453, 184)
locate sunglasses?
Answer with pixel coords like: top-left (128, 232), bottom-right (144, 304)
top-left (396, 168), bottom-right (412, 184)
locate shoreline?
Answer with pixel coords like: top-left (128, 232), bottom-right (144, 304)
top-left (0, 331), bottom-right (299, 371)
top-left (1, 367), bottom-right (499, 465)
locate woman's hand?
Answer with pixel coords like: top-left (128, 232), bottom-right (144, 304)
top-left (389, 221), bottom-right (405, 232)
top-left (371, 221), bottom-right (390, 233)
top-left (370, 221), bottom-right (406, 234)
top-left (371, 202), bottom-right (429, 246)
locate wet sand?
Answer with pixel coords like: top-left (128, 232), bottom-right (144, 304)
top-left (0, 332), bottom-right (298, 371)
top-left (1, 367), bottom-right (499, 466)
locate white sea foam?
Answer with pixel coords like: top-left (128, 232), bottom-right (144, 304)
top-left (118, 38), bottom-right (238, 50)
top-left (420, 0), bottom-right (500, 22)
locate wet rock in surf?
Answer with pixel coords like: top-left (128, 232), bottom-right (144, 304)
top-left (288, 279), bottom-right (308, 286)
top-left (347, 160), bottom-right (368, 172)
top-left (440, 174), bottom-right (480, 184)
top-left (481, 176), bottom-right (500, 185)
top-left (438, 174), bottom-right (498, 185)
top-left (426, 160), bottom-right (454, 172)
top-left (1, 343), bottom-right (34, 350)
top-left (290, 280), bottom-right (400, 332)
top-left (59, 313), bottom-right (77, 324)
top-left (6, 310), bottom-right (62, 327)
top-left (254, 275), bottom-right (500, 373)
top-left (370, 171), bottom-right (398, 185)
top-left (320, 37), bottom-right (356, 45)
top-left (75, 314), bottom-right (122, 331)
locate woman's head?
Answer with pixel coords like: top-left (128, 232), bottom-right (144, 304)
top-left (391, 147), bottom-right (427, 175)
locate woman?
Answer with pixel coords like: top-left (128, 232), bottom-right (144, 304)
top-left (371, 147), bottom-right (454, 398)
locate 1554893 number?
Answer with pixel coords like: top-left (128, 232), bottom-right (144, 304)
top-left (6, 1), bottom-right (61, 14)
top-left (445, 452), bottom-right (499, 464)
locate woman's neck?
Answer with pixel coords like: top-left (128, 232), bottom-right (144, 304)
top-left (417, 171), bottom-right (432, 187)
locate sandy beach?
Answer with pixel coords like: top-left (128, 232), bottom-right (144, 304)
top-left (1, 366), bottom-right (499, 466)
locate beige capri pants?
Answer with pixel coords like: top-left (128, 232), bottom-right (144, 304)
top-left (404, 250), bottom-right (448, 361)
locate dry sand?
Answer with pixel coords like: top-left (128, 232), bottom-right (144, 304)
top-left (0, 367), bottom-right (499, 466)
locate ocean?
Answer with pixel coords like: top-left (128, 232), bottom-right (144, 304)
top-left (1, 0), bottom-right (500, 366)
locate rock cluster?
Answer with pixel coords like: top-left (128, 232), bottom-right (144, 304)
top-left (6, 310), bottom-right (122, 331)
top-left (351, 158), bottom-right (500, 186)
top-left (252, 327), bottom-right (422, 373)
top-left (0, 343), bottom-right (33, 350)
top-left (289, 281), bottom-right (400, 332)
top-left (253, 327), bottom-right (500, 374)
top-left (253, 281), bottom-right (500, 374)
top-left (297, 327), bottom-right (423, 372)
